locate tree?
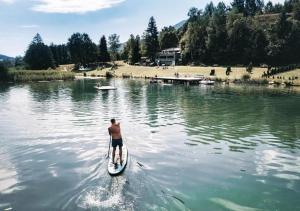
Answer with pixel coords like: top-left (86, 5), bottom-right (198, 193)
top-left (108, 34), bottom-right (121, 63)
top-left (144, 16), bottom-right (159, 61)
top-left (14, 56), bottom-right (24, 67)
top-left (231, 0), bottom-right (245, 14)
top-left (277, 11), bottom-right (292, 39)
top-left (206, 5), bottom-right (228, 64)
top-left (99, 35), bottom-right (110, 62)
top-left (204, 2), bottom-right (216, 17)
top-left (264, 1), bottom-right (274, 14)
top-left (181, 21), bottom-right (207, 63)
top-left (245, 0), bottom-right (257, 16)
top-left (67, 33), bottom-right (97, 66)
top-left (188, 7), bottom-right (199, 21)
top-left (293, 1), bottom-right (300, 21)
top-left (127, 35), bottom-right (141, 64)
top-left (159, 26), bottom-right (179, 50)
top-left (24, 33), bottom-right (55, 70)
top-left (50, 44), bottom-right (71, 66)
top-left (250, 27), bottom-right (268, 64)
top-left (228, 18), bottom-right (253, 64)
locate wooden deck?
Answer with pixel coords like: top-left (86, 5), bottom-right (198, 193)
top-left (152, 76), bottom-right (204, 85)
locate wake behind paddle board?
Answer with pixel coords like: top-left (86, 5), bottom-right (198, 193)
top-left (108, 144), bottom-right (128, 176)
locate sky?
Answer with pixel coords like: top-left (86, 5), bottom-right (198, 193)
top-left (0, 0), bottom-right (285, 57)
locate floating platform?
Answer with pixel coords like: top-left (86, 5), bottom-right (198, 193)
top-left (95, 86), bottom-right (117, 90)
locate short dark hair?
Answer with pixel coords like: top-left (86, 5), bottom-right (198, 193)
top-left (111, 119), bottom-right (116, 124)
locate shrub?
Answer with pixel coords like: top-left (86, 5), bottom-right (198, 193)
top-left (105, 71), bottom-right (114, 78)
top-left (242, 74), bottom-right (251, 81)
top-left (226, 66), bottom-right (231, 76)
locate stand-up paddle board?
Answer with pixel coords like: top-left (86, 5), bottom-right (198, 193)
top-left (95, 86), bottom-right (117, 90)
top-left (108, 144), bottom-right (128, 176)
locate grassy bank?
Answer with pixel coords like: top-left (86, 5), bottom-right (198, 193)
top-left (3, 70), bottom-right (75, 82)
top-left (79, 61), bottom-right (300, 86)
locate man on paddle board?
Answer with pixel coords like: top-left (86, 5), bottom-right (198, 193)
top-left (108, 119), bottom-right (123, 165)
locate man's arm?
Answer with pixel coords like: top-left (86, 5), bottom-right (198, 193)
top-left (108, 127), bottom-right (111, 136)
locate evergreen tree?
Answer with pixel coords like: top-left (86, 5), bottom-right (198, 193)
top-left (204, 2), bottom-right (216, 17)
top-left (108, 34), bottom-right (121, 63)
top-left (50, 44), bottom-right (71, 66)
top-left (231, 0), bottom-right (245, 14)
top-left (67, 33), bottom-right (97, 66)
top-left (264, 1), bottom-right (274, 14)
top-left (188, 7), bottom-right (199, 21)
top-left (127, 35), bottom-right (141, 64)
top-left (24, 33), bottom-right (55, 70)
top-left (245, 0), bottom-right (257, 16)
top-left (144, 16), bottom-right (159, 61)
top-left (99, 35), bottom-right (110, 62)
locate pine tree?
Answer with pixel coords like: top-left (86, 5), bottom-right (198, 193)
top-left (99, 35), bottom-right (110, 62)
top-left (127, 35), bottom-right (141, 64)
top-left (231, 0), bottom-right (245, 14)
top-left (24, 33), bottom-right (55, 70)
top-left (245, 0), bottom-right (258, 16)
top-left (144, 16), bottom-right (159, 61)
top-left (67, 33), bottom-right (97, 66)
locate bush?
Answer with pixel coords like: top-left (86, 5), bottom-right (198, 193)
top-left (105, 71), bottom-right (114, 78)
top-left (242, 74), bottom-right (251, 81)
top-left (226, 66), bottom-right (231, 76)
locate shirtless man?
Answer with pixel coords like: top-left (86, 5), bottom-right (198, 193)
top-left (108, 119), bottom-right (123, 165)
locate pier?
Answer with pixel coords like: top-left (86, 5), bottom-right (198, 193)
top-left (152, 76), bottom-right (204, 85)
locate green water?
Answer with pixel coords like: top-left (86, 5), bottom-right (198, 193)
top-left (0, 79), bottom-right (299, 211)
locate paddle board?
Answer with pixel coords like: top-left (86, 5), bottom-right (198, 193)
top-left (108, 144), bottom-right (128, 176)
top-left (95, 86), bottom-right (117, 90)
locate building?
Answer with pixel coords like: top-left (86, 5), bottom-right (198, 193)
top-left (156, 47), bottom-right (181, 66)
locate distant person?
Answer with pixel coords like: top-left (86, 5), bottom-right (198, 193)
top-left (108, 119), bottom-right (123, 165)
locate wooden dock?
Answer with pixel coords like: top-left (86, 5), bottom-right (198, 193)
top-left (152, 76), bottom-right (204, 85)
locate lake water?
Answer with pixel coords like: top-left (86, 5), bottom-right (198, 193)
top-left (0, 79), bottom-right (300, 211)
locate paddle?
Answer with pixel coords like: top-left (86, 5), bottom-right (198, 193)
top-left (107, 135), bottom-right (112, 159)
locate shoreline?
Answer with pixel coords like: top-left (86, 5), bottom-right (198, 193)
top-left (75, 62), bottom-right (300, 86)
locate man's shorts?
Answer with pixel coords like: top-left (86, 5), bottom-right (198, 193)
top-left (112, 138), bottom-right (123, 148)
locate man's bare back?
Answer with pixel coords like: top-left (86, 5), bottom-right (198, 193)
top-left (108, 122), bottom-right (122, 139)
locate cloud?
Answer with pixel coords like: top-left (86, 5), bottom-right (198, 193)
top-left (0, 0), bottom-right (15, 4)
top-left (31, 0), bottom-right (125, 14)
top-left (19, 25), bottom-right (40, 28)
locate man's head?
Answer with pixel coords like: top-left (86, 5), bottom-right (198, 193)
top-left (111, 119), bottom-right (116, 124)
